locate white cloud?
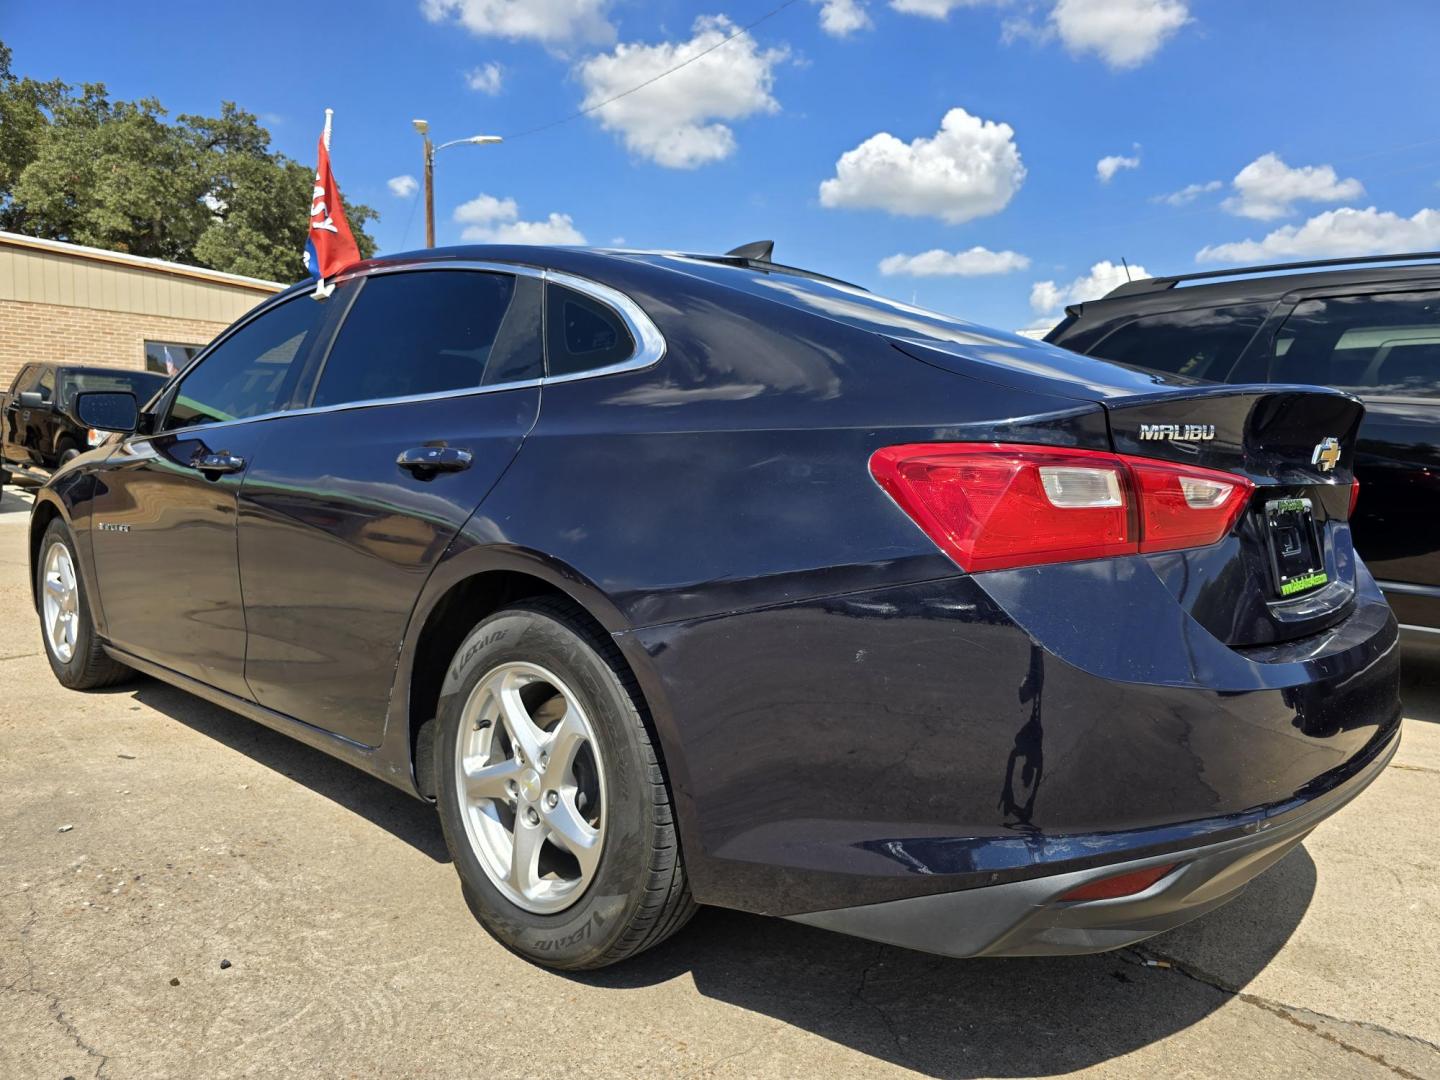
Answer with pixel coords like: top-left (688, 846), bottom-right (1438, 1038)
top-left (454, 193), bottom-right (586, 244)
top-left (1049, 0), bottom-right (1189, 69)
top-left (421, 0), bottom-right (614, 48)
top-left (1197, 206), bottom-right (1440, 264)
top-left (1154, 179), bottom-right (1221, 206)
top-left (1096, 150), bottom-right (1140, 184)
top-left (575, 15), bottom-right (788, 169)
top-left (819, 107), bottom-right (1025, 224)
top-left (1222, 152), bottom-right (1364, 221)
top-left (465, 62), bottom-right (504, 94)
top-left (387, 175), bottom-right (419, 198)
top-left (814, 0), bottom-right (871, 35)
top-left (1030, 259), bottom-right (1150, 313)
top-left (890, 0), bottom-right (995, 17)
top-left (879, 247), bottom-right (1030, 277)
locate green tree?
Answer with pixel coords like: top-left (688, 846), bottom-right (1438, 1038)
top-left (0, 42), bottom-right (376, 282)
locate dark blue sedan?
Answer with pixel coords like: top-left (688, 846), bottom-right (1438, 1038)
top-left (30, 243), bottom-right (1399, 969)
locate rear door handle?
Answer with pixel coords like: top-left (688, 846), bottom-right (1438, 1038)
top-left (193, 451), bottom-right (246, 479)
top-left (397, 446), bottom-right (473, 478)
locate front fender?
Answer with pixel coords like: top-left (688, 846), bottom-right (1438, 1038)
top-left (27, 471), bottom-right (99, 623)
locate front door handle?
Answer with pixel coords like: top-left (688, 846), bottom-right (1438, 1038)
top-left (193, 451), bottom-right (246, 479)
top-left (397, 446), bottom-right (473, 479)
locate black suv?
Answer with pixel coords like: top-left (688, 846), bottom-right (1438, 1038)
top-left (1047, 252), bottom-right (1440, 647)
top-left (1, 363), bottom-right (166, 487)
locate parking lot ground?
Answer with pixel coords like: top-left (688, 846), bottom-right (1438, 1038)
top-left (1, 482), bottom-right (1438, 1080)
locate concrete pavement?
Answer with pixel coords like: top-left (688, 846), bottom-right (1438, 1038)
top-left (1, 483), bottom-right (1437, 1079)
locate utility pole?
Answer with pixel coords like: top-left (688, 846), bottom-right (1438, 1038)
top-left (412, 120), bottom-right (502, 249)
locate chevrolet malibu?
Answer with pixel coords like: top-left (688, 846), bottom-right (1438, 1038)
top-left (31, 243), bottom-right (1400, 969)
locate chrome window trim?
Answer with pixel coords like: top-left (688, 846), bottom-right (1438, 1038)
top-left (543, 269), bottom-right (668, 382)
top-left (132, 259), bottom-right (666, 445)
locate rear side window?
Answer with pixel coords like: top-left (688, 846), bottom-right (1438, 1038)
top-left (168, 294), bottom-right (330, 429)
top-left (1086, 305), bottom-right (1268, 380)
top-left (1266, 290), bottom-right (1440, 399)
top-left (311, 270), bottom-right (543, 408)
top-left (546, 283), bottom-right (635, 377)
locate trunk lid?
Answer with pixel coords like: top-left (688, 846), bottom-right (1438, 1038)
top-left (892, 338), bottom-right (1365, 647)
top-left (1103, 385), bottom-right (1364, 646)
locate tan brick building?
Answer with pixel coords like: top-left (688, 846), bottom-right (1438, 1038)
top-left (0, 231), bottom-right (284, 391)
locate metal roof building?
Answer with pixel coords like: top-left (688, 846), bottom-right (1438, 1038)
top-left (0, 231), bottom-right (284, 389)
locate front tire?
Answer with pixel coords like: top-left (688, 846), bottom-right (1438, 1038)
top-left (37, 520), bottom-right (133, 689)
top-left (434, 599), bottom-right (695, 969)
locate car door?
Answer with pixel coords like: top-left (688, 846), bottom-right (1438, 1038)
top-left (235, 265), bottom-right (543, 745)
top-left (89, 287), bottom-right (348, 696)
top-left (2, 365), bottom-right (40, 470)
top-left (6, 365), bottom-right (57, 470)
top-left (1237, 286), bottom-right (1440, 630)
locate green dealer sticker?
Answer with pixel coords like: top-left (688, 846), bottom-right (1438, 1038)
top-left (1280, 572), bottom-right (1328, 597)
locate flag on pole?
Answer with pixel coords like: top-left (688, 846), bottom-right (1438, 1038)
top-left (303, 109), bottom-right (360, 297)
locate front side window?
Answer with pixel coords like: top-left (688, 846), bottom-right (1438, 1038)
top-left (35, 366), bottom-right (56, 403)
top-left (145, 341), bottom-right (205, 377)
top-left (546, 283), bottom-right (635, 377)
top-left (1267, 290), bottom-right (1440, 399)
top-left (11, 365), bottom-right (39, 394)
top-left (1087, 304), bottom-right (1269, 381)
top-left (311, 270), bottom-right (543, 408)
top-left (167, 294), bottom-right (332, 429)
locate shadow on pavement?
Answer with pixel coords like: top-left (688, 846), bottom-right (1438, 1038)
top-left (576, 847), bottom-right (1315, 1077)
top-left (0, 486), bottom-right (35, 515)
top-left (1402, 651), bottom-right (1440, 724)
top-left (127, 677), bottom-right (451, 863)
top-left (118, 671), bottom-right (1315, 1077)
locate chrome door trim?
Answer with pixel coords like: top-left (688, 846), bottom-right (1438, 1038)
top-left (128, 259), bottom-right (667, 446)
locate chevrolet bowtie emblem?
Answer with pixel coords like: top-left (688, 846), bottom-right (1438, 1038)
top-left (1312, 436), bottom-right (1341, 473)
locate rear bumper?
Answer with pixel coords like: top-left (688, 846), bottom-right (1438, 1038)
top-left (627, 564), bottom-right (1401, 915)
top-left (788, 728), bottom-right (1397, 957)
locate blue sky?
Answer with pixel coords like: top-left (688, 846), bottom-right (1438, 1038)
top-left (8, 0), bottom-right (1440, 330)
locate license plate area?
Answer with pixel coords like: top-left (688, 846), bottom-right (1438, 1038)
top-left (1265, 497), bottom-right (1327, 598)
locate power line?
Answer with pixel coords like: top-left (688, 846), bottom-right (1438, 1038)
top-left (501, 0), bottom-right (803, 143)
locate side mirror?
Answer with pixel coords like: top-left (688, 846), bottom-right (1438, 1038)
top-left (17, 391), bottom-right (49, 409)
top-left (73, 390), bottom-right (139, 434)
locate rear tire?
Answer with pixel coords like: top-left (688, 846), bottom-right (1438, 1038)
top-left (434, 598), bottom-right (696, 969)
top-left (37, 519), bottom-right (133, 690)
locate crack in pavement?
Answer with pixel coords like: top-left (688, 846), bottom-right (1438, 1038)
top-left (1389, 763), bottom-right (1439, 776)
top-left (4, 892), bottom-right (111, 1079)
top-left (1122, 947), bottom-right (1439, 1079)
top-left (849, 944), bottom-right (908, 1061)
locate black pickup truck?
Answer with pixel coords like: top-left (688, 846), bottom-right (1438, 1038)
top-left (1, 363), bottom-right (166, 489)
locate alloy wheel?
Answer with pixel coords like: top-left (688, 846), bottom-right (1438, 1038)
top-left (453, 661), bottom-right (607, 915)
top-left (42, 541), bottom-right (79, 664)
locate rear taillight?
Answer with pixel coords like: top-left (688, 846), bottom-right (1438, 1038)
top-left (1349, 478), bottom-right (1360, 518)
top-left (869, 442), bottom-right (1254, 573)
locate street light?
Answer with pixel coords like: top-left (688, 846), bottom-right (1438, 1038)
top-left (412, 119), bottom-right (503, 248)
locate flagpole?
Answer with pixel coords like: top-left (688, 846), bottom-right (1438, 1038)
top-left (313, 108), bottom-right (337, 299)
